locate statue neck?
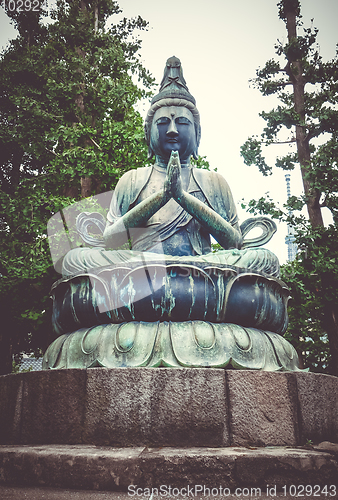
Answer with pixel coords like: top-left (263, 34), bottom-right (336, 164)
top-left (155, 155), bottom-right (191, 169)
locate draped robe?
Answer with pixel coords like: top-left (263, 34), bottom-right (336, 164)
top-left (62, 165), bottom-right (280, 277)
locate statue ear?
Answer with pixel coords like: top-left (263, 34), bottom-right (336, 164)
top-left (148, 146), bottom-right (154, 159)
top-left (192, 123), bottom-right (201, 159)
top-left (144, 121), bottom-right (152, 159)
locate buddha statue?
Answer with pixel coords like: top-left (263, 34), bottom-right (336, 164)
top-left (43, 57), bottom-right (302, 371)
top-left (62, 56), bottom-right (279, 278)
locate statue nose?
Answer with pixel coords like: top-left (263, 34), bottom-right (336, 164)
top-left (166, 119), bottom-right (178, 136)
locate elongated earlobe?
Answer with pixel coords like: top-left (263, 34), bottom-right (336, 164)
top-left (193, 124), bottom-right (201, 159)
top-left (148, 146), bottom-right (154, 159)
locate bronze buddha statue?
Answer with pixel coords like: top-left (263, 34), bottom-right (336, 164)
top-left (43, 57), bottom-right (301, 372)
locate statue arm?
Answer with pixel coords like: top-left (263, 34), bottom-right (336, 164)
top-left (179, 191), bottom-right (242, 249)
top-left (103, 183), bottom-right (169, 249)
top-left (167, 152), bottom-right (243, 249)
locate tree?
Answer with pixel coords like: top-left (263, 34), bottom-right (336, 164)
top-left (0, 0), bottom-right (154, 374)
top-left (282, 225), bottom-right (338, 372)
top-left (240, 0), bottom-right (338, 374)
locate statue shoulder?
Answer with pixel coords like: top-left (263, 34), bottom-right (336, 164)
top-left (114, 166), bottom-right (152, 195)
top-left (117, 166), bottom-right (152, 188)
top-left (192, 167), bottom-right (237, 223)
top-left (192, 168), bottom-right (231, 192)
top-left (112, 166), bottom-right (153, 215)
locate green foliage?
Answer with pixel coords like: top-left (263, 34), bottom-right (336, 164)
top-left (279, 27), bottom-right (319, 63)
top-left (240, 0), bottom-right (338, 374)
top-left (241, 193), bottom-right (285, 220)
top-left (0, 0), bottom-right (154, 373)
top-left (281, 225), bottom-right (338, 373)
top-left (242, 7), bottom-right (338, 218)
top-left (275, 153), bottom-right (297, 170)
top-left (1, 0), bottom-right (154, 192)
top-left (12, 360), bottom-right (31, 374)
top-left (191, 155), bottom-right (215, 171)
top-left (240, 137), bottom-right (271, 175)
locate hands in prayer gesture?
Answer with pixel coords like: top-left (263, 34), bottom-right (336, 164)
top-left (104, 150), bottom-right (242, 251)
top-left (164, 151), bottom-right (184, 203)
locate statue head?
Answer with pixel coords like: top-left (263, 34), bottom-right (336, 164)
top-left (145, 56), bottom-right (201, 161)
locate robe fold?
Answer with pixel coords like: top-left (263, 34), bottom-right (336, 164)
top-left (62, 165), bottom-right (280, 278)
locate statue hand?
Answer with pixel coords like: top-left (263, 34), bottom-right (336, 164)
top-left (166, 151), bottom-right (183, 201)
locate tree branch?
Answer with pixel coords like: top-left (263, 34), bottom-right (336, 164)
top-left (87, 136), bottom-right (102, 151)
top-left (46, 148), bottom-right (58, 157)
top-left (262, 139), bottom-right (296, 145)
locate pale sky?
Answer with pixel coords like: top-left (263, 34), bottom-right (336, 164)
top-left (1, 0), bottom-right (337, 263)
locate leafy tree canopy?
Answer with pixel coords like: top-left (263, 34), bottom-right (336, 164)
top-left (240, 0), bottom-right (338, 374)
top-left (241, 0), bottom-right (338, 226)
top-left (0, 0), bottom-right (154, 373)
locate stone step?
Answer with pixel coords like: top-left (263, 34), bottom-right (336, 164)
top-left (0, 444), bottom-right (337, 493)
top-left (0, 485), bottom-right (336, 500)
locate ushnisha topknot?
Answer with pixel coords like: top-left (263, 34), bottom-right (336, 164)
top-left (144, 56), bottom-right (201, 159)
top-left (151, 55), bottom-right (196, 105)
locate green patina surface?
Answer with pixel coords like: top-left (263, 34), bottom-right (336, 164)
top-left (44, 57), bottom-right (302, 371)
top-left (43, 321), bottom-right (302, 372)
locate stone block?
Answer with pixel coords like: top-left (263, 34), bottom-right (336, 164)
top-left (1, 369), bottom-right (338, 449)
top-left (226, 371), bottom-right (299, 446)
top-left (0, 373), bottom-right (25, 444)
top-left (83, 368), bottom-right (229, 447)
top-left (19, 369), bottom-right (87, 444)
top-left (295, 372), bottom-right (338, 444)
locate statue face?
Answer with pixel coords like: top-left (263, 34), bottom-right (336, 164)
top-left (150, 106), bottom-right (197, 162)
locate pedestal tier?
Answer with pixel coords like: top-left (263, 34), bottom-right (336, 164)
top-left (52, 263), bottom-right (289, 335)
top-left (43, 322), bottom-right (300, 371)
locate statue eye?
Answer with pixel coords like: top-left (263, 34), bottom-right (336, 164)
top-left (176, 117), bottom-right (191, 125)
top-left (156, 117), bottom-right (170, 125)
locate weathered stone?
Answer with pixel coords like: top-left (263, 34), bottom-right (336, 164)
top-left (83, 368), bottom-right (229, 447)
top-left (314, 441), bottom-right (338, 454)
top-left (1, 370), bottom-right (338, 449)
top-left (0, 487), bottom-right (335, 500)
top-left (234, 447), bottom-right (338, 487)
top-left (0, 445), bottom-right (337, 492)
top-left (0, 370), bottom-right (87, 445)
top-left (226, 371), bottom-right (299, 446)
top-left (295, 372), bottom-right (338, 444)
top-left (0, 373), bottom-right (25, 444)
top-left (21, 370), bottom-right (87, 445)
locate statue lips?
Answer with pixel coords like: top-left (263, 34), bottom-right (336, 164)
top-left (163, 134), bottom-right (180, 156)
top-left (166, 139), bottom-right (180, 156)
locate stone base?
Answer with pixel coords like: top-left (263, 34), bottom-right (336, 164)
top-left (1, 369), bottom-right (337, 495)
top-left (1, 369), bottom-right (337, 448)
top-left (0, 445), bottom-right (337, 493)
